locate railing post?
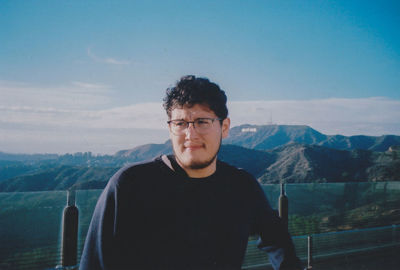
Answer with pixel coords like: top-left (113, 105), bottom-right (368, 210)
top-left (307, 235), bottom-right (313, 269)
top-left (279, 183), bottom-right (288, 228)
top-left (392, 224), bottom-right (396, 244)
top-left (61, 189), bottom-right (79, 269)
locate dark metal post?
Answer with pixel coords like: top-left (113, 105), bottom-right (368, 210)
top-left (307, 235), bottom-right (313, 269)
top-left (61, 190), bottom-right (79, 269)
top-left (279, 183), bottom-right (288, 228)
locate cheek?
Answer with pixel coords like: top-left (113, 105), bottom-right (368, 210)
top-left (206, 133), bottom-right (221, 148)
top-left (171, 136), bottom-right (184, 150)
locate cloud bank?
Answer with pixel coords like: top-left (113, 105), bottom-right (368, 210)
top-left (1, 80), bottom-right (399, 154)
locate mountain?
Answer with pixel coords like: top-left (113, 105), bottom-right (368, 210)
top-left (1, 124), bottom-right (399, 192)
top-left (113, 142), bottom-right (275, 178)
top-left (258, 143), bottom-right (400, 184)
top-left (115, 140), bottom-right (172, 161)
top-left (1, 143), bottom-right (399, 192)
top-left (224, 124), bottom-right (400, 152)
top-left (218, 144), bottom-right (274, 177)
top-left (225, 124), bottom-right (326, 150)
top-left (0, 144), bottom-right (270, 191)
top-left (0, 165), bottom-right (119, 192)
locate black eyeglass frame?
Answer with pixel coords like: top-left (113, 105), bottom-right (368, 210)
top-left (167, 117), bottom-right (223, 134)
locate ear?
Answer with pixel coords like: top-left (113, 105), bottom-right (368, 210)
top-left (221, 117), bottom-right (230, 139)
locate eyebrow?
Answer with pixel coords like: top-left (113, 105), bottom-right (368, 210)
top-left (170, 117), bottom-right (213, 121)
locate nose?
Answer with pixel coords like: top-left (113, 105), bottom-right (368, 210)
top-left (185, 122), bottom-right (199, 139)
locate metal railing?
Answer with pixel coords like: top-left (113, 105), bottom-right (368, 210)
top-left (0, 182), bottom-right (399, 270)
top-left (242, 224), bottom-right (400, 269)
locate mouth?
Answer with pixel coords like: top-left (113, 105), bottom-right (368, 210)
top-left (184, 144), bottom-right (204, 151)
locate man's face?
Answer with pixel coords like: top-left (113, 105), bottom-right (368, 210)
top-left (168, 103), bottom-right (230, 176)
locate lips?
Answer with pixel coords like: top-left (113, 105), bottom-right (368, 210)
top-left (184, 143), bottom-right (204, 150)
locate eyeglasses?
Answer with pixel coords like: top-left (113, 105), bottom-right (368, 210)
top-left (168, 118), bottom-right (222, 135)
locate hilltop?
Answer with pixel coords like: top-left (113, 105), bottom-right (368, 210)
top-left (225, 124), bottom-right (400, 152)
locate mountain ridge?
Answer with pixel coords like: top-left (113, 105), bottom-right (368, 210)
top-left (0, 124), bottom-right (399, 191)
top-left (224, 124), bottom-right (400, 152)
top-left (1, 142), bottom-right (399, 192)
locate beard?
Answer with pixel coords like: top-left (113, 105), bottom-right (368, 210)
top-left (185, 151), bottom-right (218, 170)
top-left (173, 137), bottom-right (222, 172)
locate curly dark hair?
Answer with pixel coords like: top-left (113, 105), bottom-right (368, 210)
top-left (163, 75), bottom-right (228, 120)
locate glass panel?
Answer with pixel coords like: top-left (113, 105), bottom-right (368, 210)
top-left (1, 182), bottom-right (399, 269)
top-left (75, 189), bottom-right (103, 262)
top-left (245, 182), bottom-right (400, 269)
top-left (0, 191), bottom-right (66, 270)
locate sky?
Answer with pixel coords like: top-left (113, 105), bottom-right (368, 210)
top-left (1, 0), bottom-right (399, 154)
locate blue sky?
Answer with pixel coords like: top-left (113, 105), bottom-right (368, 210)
top-left (1, 0), bottom-right (400, 154)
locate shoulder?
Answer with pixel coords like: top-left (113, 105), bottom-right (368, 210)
top-left (91, 156), bottom-right (170, 216)
top-left (217, 160), bottom-right (268, 206)
top-left (217, 159), bottom-right (253, 177)
top-left (217, 159), bottom-right (259, 187)
top-left (106, 156), bottom-right (167, 190)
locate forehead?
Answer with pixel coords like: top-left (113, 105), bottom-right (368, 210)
top-left (170, 103), bottom-right (216, 119)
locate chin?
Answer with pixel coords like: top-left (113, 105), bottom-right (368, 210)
top-left (187, 160), bottom-right (214, 170)
top-left (180, 155), bottom-right (217, 170)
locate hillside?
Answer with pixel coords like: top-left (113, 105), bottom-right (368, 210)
top-left (1, 143), bottom-right (399, 192)
top-left (258, 144), bottom-right (366, 183)
top-left (115, 142), bottom-right (274, 178)
top-left (0, 124), bottom-right (399, 191)
top-left (218, 144), bottom-right (274, 177)
top-left (115, 140), bottom-right (172, 161)
top-left (0, 144), bottom-right (271, 191)
top-left (0, 165), bottom-right (119, 192)
top-left (258, 143), bottom-right (400, 184)
top-left (225, 124), bottom-right (400, 151)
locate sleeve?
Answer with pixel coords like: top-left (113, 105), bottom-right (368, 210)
top-left (79, 172), bottom-right (123, 270)
top-left (250, 179), bottom-right (303, 270)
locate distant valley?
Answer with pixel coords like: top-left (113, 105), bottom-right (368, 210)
top-left (1, 125), bottom-right (399, 191)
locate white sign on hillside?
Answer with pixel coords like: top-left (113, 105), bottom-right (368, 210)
top-left (241, 128), bottom-right (257, 133)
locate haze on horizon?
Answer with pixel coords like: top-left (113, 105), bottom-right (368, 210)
top-left (1, 0), bottom-right (399, 154)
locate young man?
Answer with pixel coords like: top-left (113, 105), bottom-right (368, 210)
top-left (79, 75), bottom-right (302, 270)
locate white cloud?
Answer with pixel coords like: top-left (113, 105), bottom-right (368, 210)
top-left (71, 81), bottom-right (110, 89)
top-left (1, 80), bottom-right (399, 154)
top-left (0, 124), bottom-right (169, 155)
top-left (0, 80), bottom-right (113, 110)
top-left (0, 80), bottom-right (169, 153)
top-left (87, 47), bottom-right (130, 65)
top-left (0, 80), bottom-right (166, 130)
top-left (89, 103), bottom-right (167, 129)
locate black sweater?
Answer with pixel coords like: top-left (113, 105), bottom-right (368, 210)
top-left (79, 155), bottom-right (302, 270)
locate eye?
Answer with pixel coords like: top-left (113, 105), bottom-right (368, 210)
top-left (174, 120), bottom-right (186, 127)
top-left (196, 119), bottom-right (211, 126)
